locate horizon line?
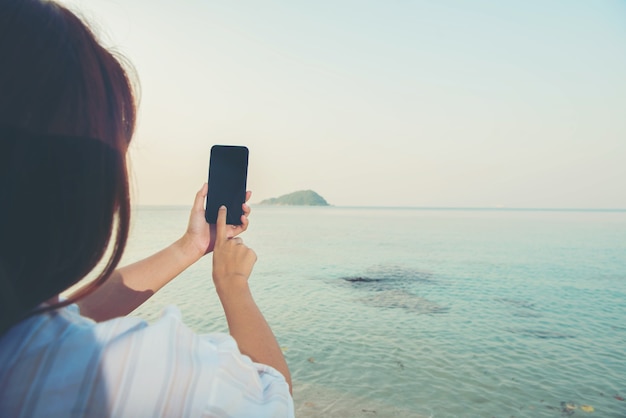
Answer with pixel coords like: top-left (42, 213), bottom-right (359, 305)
top-left (133, 204), bottom-right (626, 212)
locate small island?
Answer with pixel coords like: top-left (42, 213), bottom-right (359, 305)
top-left (259, 190), bottom-right (330, 206)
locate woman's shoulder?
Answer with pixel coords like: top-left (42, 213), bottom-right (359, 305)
top-left (0, 303), bottom-right (233, 362)
top-left (0, 304), bottom-right (140, 369)
top-left (0, 305), bottom-right (293, 417)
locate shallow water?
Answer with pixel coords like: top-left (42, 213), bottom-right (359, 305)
top-left (127, 206), bottom-right (626, 417)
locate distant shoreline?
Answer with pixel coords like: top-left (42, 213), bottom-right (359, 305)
top-left (133, 205), bottom-right (626, 213)
top-left (333, 206), bottom-right (626, 212)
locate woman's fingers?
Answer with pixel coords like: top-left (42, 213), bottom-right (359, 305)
top-left (215, 205), bottom-right (228, 242)
top-left (213, 205), bottom-right (256, 283)
top-left (242, 203), bottom-right (251, 218)
top-left (194, 183), bottom-right (208, 212)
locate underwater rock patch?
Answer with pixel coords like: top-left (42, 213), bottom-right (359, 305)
top-left (358, 289), bottom-right (449, 314)
top-left (339, 264), bottom-right (448, 314)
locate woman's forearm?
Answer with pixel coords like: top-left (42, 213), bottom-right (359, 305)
top-left (74, 235), bottom-right (203, 321)
top-left (74, 186), bottom-right (249, 322)
top-left (217, 282), bottom-right (292, 393)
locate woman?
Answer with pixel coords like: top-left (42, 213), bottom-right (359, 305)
top-left (0, 1), bottom-right (293, 416)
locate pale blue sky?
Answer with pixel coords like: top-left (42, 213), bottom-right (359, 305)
top-left (60, 0), bottom-right (626, 208)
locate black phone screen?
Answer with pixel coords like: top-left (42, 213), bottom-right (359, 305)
top-left (205, 145), bottom-right (249, 225)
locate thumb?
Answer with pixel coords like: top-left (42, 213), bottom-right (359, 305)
top-left (193, 183), bottom-right (208, 212)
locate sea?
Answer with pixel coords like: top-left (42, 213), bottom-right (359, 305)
top-left (124, 205), bottom-right (626, 418)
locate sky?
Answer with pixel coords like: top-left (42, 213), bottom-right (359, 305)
top-left (59, 0), bottom-right (626, 208)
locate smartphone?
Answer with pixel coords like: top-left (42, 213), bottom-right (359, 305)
top-left (205, 145), bottom-right (249, 225)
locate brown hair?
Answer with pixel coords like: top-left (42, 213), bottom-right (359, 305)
top-left (0, 0), bottom-right (137, 332)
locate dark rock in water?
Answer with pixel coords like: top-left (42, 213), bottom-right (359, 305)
top-left (341, 265), bottom-right (436, 289)
top-left (364, 264), bottom-right (435, 283)
top-left (341, 276), bottom-right (384, 283)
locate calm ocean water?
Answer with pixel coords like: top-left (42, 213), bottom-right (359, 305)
top-left (125, 206), bottom-right (626, 418)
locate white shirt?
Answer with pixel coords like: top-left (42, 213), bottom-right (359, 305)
top-left (0, 305), bottom-right (294, 418)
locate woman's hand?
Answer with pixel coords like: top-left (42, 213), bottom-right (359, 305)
top-left (211, 205), bottom-right (292, 393)
top-left (212, 205), bottom-right (257, 292)
top-left (182, 183), bottom-right (251, 259)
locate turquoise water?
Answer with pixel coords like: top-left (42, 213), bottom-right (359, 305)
top-left (126, 206), bottom-right (626, 417)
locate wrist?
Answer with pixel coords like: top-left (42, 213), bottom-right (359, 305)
top-left (214, 277), bottom-right (251, 300)
top-left (175, 234), bottom-right (205, 265)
